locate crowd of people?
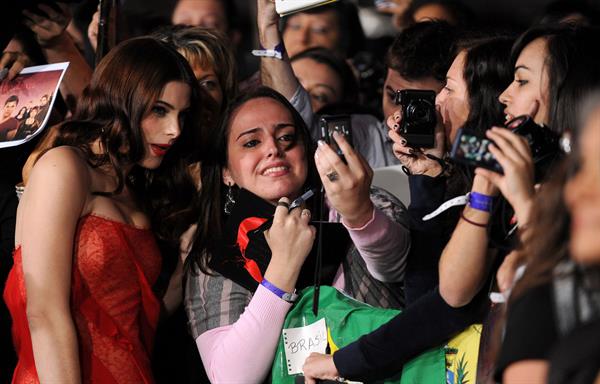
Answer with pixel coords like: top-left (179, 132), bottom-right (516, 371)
top-left (0, 0), bottom-right (599, 383)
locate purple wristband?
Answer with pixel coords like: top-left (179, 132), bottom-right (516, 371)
top-left (261, 278), bottom-right (298, 303)
top-left (469, 192), bottom-right (493, 212)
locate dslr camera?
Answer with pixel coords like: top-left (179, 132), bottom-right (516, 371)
top-left (394, 89), bottom-right (437, 148)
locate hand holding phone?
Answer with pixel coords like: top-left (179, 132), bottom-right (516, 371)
top-left (473, 127), bottom-right (536, 223)
top-left (315, 124), bottom-right (374, 228)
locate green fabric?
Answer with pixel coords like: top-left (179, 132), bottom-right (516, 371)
top-left (271, 286), bottom-right (445, 383)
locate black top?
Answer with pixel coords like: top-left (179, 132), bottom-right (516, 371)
top-left (548, 319), bottom-right (600, 384)
top-left (332, 174), bottom-right (487, 381)
top-left (404, 174), bottom-right (458, 304)
top-left (495, 282), bottom-right (559, 381)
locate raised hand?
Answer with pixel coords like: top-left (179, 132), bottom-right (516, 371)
top-left (87, 9), bottom-right (99, 52)
top-left (302, 353), bottom-right (340, 384)
top-left (0, 48), bottom-right (32, 81)
top-left (22, 2), bottom-right (72, 48)
top-left (257, 0), bottom-right (280, 33)
top-left (474, 127), bottom-right (535, 224)
top-left (315, 132), bottom-right (374, 228)
top-left (387, 108), bottom-right (446, 177)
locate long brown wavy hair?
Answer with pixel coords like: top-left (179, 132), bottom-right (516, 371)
top-left (50, 37), bottom-right (215, 247)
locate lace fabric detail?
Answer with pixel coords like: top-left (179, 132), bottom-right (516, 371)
top-left (4, 214), bottom-right (162, 383)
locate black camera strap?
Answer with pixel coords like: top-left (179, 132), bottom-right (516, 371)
top-left (312, 186), bottom-right (325, 315)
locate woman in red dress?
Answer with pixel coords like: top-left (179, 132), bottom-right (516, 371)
top-left (3, 37), bottom-right (208, 383)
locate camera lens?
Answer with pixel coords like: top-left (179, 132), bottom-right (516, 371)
top-left (407, 100), bottom-right (432, 122)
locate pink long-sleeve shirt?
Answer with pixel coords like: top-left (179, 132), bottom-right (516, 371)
top-left (194, 207), bottom-right (408, 383)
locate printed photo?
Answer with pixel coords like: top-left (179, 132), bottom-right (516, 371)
top-left (0, 62), bottom-right (68, 148)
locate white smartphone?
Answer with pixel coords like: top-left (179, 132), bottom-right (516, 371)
top-left (275, 0), bottom-right (339, 16)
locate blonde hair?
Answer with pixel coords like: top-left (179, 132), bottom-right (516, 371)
top-left (153, 25), bottom-right (237, 109)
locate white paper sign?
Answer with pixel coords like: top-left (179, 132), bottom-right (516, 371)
top-left (282, 318), bottom-right (328, 375)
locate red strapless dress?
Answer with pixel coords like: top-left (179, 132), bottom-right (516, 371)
top-left (3, 214), bottom-right (162, 383)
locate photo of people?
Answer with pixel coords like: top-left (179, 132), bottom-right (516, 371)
top-left (0, 62), bottom-right (67, 148)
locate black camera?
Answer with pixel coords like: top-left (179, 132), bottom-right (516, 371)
top-left (450, 115), bottom-right (560, 178)
top-left (319, 114), bottom-right (353, 160)
top-left (394, 89), bottom-right (437, 148)
top-left (450, 129), bottom-right (502, 172)
top-left (505, 115), bottom-right (559, 165)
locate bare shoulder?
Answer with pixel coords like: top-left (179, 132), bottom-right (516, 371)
top-left (30, 146), bottom-right (91, 185)
top-left (25, 145), bottom-right (92, 205)
top-left (16, 146), bottom-right (94, 244)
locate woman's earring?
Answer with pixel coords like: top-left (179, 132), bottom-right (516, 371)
top-left (224, 184), bottom-right (236, 215)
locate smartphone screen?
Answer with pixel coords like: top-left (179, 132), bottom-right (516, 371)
top-left (450, 129), bottom-right (502, 172)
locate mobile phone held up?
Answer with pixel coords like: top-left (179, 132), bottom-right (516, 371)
top-left (394, 89), bottom-right (437, 148)
top-left (275, 0), bottom-right (339, 16)
top-left (319, 114), bottom-right (352, 161)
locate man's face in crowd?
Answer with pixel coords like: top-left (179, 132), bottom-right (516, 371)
top-left (40, 95), bottom-right (48, 106)
top-left (283, 10), bottom-right (342, 57)
top-left (382, 68), bottom-right (443, 121)
top-left (2, 101), bottom-right (17, 119)
top-left (171, 0), bottom-right (228, 33)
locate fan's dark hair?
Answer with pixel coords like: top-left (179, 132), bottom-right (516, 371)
top-left (385, 20), bottom-right (458, 83)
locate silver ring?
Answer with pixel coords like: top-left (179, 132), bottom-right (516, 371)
top-left (326, 171), bottom-right (339, 182)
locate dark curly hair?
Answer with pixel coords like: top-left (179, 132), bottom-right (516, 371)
top-left (385, 20), bottom-right (458, 83)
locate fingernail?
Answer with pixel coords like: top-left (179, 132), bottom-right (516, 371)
top-left (393, 124), bottom-right (399, 130)
top-left (394, 114), bottom-right (401, 122)
top-left (401, 139), bottom-right (407, 146)
top-left (317, 140), bottom-right (325, 147)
